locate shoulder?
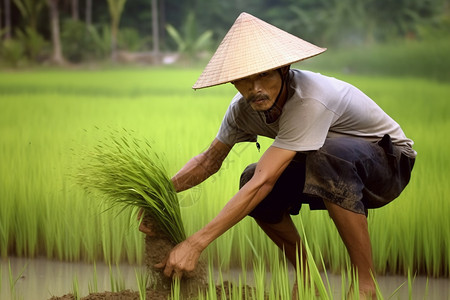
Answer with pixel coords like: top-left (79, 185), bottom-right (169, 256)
top-left (290, 69), bottom-right (367, 112)
top-left (290, 69), bottom-right (352, 96)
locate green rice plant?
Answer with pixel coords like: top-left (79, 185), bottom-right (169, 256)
top-left (297, 218), bottom-right (330, 299)
top-left (217, 266), bottom-right (226, 299)
top-left (170, 277), bottom-right (181, 300)
top-left (77, 128), bottom-right (186, 245)
top-left (388, 280), bottom-right (406, 299)
top-left (423, 277), bottom-right (429, 300)
top-left (87, 262), bottom-right (98, 294)
top-left (8, 260), bottom-right (27, 300)
top-left (72, 275), bottom-right (80, 300)
top-left (371, 271), bottom-right (384, 300)
top-left (206, 263), bottom-right (217, 299)
top-left (135, 268), bottom-right (150, 300)
top-left (340, 269), bottom-right (347, 300)
top-left (251, 258), bottom-right (266, 299)
top-left (0, 184), bottom-right (13, 258)
top-left (1, 68), bottom-right (449, 279)
top-left (267, 252), bottom-right (291, 299)
top-left (108, 263), bottom-right (125, 292)
top-left (407, 269), bottom-right (415, 300)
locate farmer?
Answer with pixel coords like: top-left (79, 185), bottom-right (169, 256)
top-left (140, 12), bottom-right (416, 299)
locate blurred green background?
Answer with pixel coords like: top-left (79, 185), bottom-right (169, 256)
top-left (0, 0), bottom-right (449, 81)
top-left (1, 0), bottom-right (450, 279)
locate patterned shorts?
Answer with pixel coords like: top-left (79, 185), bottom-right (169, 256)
top-left (239, 135), bottom-right (415, 224)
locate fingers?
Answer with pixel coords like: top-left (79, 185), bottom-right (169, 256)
top-left (172, 269), bottom-right (183, 280)
top-left (138, 222), bottom-right (153, 235)
top-left (137, 209), bottom-right (155, 236)
top-left (160, 262), bottom-right (184, 279)
top-left (155, 256), bottom-right (185, 279)
top-left (163, 264), bottom-right (174, 278)
top-left (154, 255), bottom-right (167, 269)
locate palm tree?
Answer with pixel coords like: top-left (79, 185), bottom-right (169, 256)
top-left (85, 0), bottom-right (92, 26)
top-left (47, 0), bottom-right (64, 64)
top-left (152, 0), bottom-right (159, 60)
top-left (13, 0), bottom-right (46, 31)
top-left (0, 2), bottom-right (2, 38)
top-left (71, 0), bottom-right (78, 20)
top-left (165, 11), bottom-right (213, 61)
top-left (106, 0), bottom-right (127, 61)
top-left (4, 0), bottom-right (11, 39)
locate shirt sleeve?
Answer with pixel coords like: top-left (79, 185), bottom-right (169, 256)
top-left (272, 98), bottom-right (336, 151)
top-left (216, 100), bottom-right (257, 146)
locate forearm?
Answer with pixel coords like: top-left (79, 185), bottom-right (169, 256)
top-left (171, 139), bottom-right (231, 193)
top-left (171, 153), bottom-right (220, 192)
top-left (189, 179), bottom-right (273, 250)
top-left (158, 146), bottom-right (296, 278)
top-left (188, 146), bottom-right (297, 251)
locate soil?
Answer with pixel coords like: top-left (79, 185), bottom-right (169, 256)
top-left (141, 214), bottom-right (207, 297)
top-left (48, 215), bottom-right (254, 299)
top-left (49, 281), bottom-right (255, 300)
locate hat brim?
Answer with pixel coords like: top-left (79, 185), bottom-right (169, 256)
top-left (192, 12), bottom-right (326, 90)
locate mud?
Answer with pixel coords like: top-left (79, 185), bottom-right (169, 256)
top-left (49, 281), bottom-right (252, 300)
top-left (141, 214), bottom-right (207, 297)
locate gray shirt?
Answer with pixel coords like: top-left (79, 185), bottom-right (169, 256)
top-left (216, 70), bottom-right (416, 158)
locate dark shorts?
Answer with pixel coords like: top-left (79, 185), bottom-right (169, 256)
top-left (239, 135), bottom-right (415, 224)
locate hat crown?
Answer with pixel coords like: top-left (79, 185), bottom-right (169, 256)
top-left (193, 12), bottom-right (326, 89)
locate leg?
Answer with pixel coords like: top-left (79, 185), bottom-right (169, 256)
top-left (324, 200), bottom-right (376, 299)
top-left (255, 213), bottom-right (309, 300)
top-left (255, 213), bottom-right (306, 268)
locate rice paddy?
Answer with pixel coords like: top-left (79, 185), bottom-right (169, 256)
top-left (0, 67), bottom-right (449, 298)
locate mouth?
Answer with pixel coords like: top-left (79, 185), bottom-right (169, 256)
top-left (248, 94), bottom-right (269, 104)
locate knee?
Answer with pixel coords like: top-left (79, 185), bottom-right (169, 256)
top-left (239, 163), bottom-right (257, 189)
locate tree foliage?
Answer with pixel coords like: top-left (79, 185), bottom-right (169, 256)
top-left (165, 11), bottom-right (212, 59)
top-left (106, 0), bottom-right (127, 60)
top-left (0, 0), bottom-right (448, 65)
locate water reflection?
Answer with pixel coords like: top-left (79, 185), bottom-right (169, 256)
top-left (1, 257), bottom-right (448, 299)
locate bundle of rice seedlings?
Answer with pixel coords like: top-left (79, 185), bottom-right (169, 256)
top-left (77, 128), bottom-right (206, 295)
top-left (77, 128), bottom-right (186, 245)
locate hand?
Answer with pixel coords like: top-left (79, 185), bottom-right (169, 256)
top-left (155, 238), bottom-right (203, 279)
top-left (137, 208), bottom-right (154, 236)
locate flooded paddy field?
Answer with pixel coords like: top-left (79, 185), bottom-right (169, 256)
top-left (1, 257), bottom-right (448, 299)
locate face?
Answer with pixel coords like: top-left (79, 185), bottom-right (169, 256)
top-left (232, 70), bottom-right (282, 111)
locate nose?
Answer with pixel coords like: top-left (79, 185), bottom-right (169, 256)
top-left (249, 78), bottom-right (263, 94)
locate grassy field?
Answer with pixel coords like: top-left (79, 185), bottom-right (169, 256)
top-left (0, 67), bottom-right (449, 281)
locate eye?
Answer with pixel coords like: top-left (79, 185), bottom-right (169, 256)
top-left (259, 72), bottom-right (268, 77)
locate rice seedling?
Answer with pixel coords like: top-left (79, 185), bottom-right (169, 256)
top-left (8, 260), bottom-right (27, 299)
top-left (0, 68), bottom-right (449, 299)
top-left (87, 262), bottom-right (98, 294)
top-left (267, 252), bottom-right (291, 299)
top-left (388, 280), bottom-right (406, 299)
top-left (251, 258), bottom-right (266, 299)
top-left (170, 277), bottom-right (181, 300)
top-left (407, 269), bottom-right (415, 300)
top-left (206, 264), bottom-right (218, 299)
top-left (76, 128), bottom-right (186, 245)
top-left (108, 263), bottom-right (125, 292)
top-left (371, 271), bottom-right (383, 300)
top-left (135, 268), bottom-right (149, 300)
top-left (72, 275), bottom-right (80, 300)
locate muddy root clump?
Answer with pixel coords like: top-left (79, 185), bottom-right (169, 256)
top-left (142, 215), bottom-right (208, 297)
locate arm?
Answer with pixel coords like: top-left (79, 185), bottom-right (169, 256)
top-left (139, 138), bottom-right (231, 235)
top-left (159, 145), bottom-right (297, 277)
top-left (171, 138), bottom-right (232, 192)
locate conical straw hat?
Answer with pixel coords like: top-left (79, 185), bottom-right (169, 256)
top-left (193, 12), bottom-right (326, 89)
